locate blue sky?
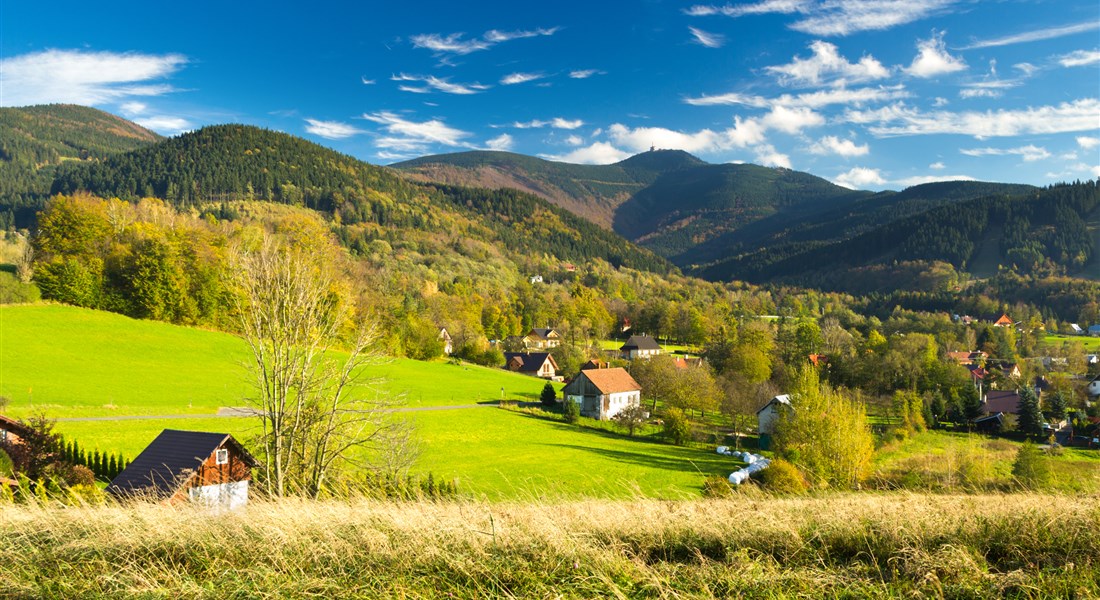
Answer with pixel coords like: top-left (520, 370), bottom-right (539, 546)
top-left (1, 0), bottom-right (1097, 189)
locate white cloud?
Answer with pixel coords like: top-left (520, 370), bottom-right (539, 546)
top-left (686, 0), bottom-right (951, 36)
top-left (392, 73), bottom-right (489, 94)
top-left (362, 111), bottom-right (472, 152)
top-left (933, 97), bottom-right (949, 107)
top-left (810, 135), bottom-right (869, 156)
top-left (961, 21), bottom-right (1100, 50)
top-left (0, 49), bottom-right (186, 107)
top-left (1013, 63), bottom-right (1038, 76)
top-left (361, 77), bottom-right (376, 85)
top-left (755, 145), bottom-right (792, 168)
top-left (608, 123), bottom-right (723, 153)
top-left (134, 115), bottom-right (191, 135)
top-left (409, 33), bottom-right (491, 55)
top-left (304, 118), bottom-right (366, 140)
top-left (834, 167), bottom-right (885, 189)
top-left (568, 69), bottom-right (601, 79)
top-left (483, 27), bottom-right (559, 42)
top-left (905, 32), bottom-right (966, 78)
top-left (485, 133), bottom-right (514, 151)
top-left (119, 101), bottom-right (147, 117)
top-left (847, 99), bottom-right (1100, 138)
top-left (929, 161), bottom-right (945, 169)
top-left (1077, 136), bottom-right (1100, 150)
top-left (766, 41), bottom-right (889, 86)
top-left (685, 0), bottom-right (808, 17)
top-left (895, 174), bottom-right (976, 186)
top-left (511, 118), bottom-right (584, 129)
top-left (564, 135), bottom-right (584, 146)
top-left (411, 27), bottom-right (558, 57)
top-left (500, 72), bottom-right (545, 85)
top-left (960, 145), bottom-right (1051, 161)
top-left (958, 87), bottom-right (1002, 99)
top-left (540, 142), bottom-right (631, 164)
top-left (688, 26), bottom-right (725, 48)
top-left (685, 85), bottom-right (908, 108)
top-left (761, 105), bottom-right (825, 133)
top-left (1058, 50), bottom-right (1100, 68)
top-left (790, 0), bottom-right (954, 37)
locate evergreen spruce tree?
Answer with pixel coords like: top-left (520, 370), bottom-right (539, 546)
top-left (540, 382), bottom-right (557, 407)
top-left (1048, 390), bottom-right (1068, 422)
top-left (1016, 387), bottom-right (1044, 438)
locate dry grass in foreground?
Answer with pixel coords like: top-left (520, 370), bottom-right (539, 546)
top-left (2, 492), bottom-right (1098, 598)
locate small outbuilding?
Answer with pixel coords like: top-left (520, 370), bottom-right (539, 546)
top-left (562, 367), bottom-right (642, 420)
top-left (756, 394), bottom-right (792, 436)
top-left (107, 429), bottom-right (259, 510)
top-left (503, 352), bottom-right (559, 379)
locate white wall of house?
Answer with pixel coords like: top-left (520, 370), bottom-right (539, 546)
top-left (601, 391), bottom-right (640, 420)
top-left (188, 481), bottom-right (249, 511)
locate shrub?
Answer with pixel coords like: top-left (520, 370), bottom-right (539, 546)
top-left (562, 398), bottom-right (579, 423)
top-left (1012, 442), bottom-right (1052, 490)
top-left (540, 382), bottom-right (557, 407)
top-left (0, 448), bottom-right (13, 477)
top-left (758, 458), bottom-right (807, 495)
top-left (702, 475), bottom-right (735, 498)
top-left (663, 407), bottom-right (691, 446)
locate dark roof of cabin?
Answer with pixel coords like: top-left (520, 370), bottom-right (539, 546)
top-left (620, 335), bottom-right (662, 351)
top-left (0, 415), bottom-right (33, 439)
top-left (982, 390), bottom-right (1022, 414)
top-left (504, 352), bottom-right (556, 372)
top-left (527, 328), bottom-right (558, 339)
top-left (107, 429), bottom-right (258, 497)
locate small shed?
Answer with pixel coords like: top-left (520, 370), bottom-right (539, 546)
top-left (562, 368), bottom-right (642, 420)
top-left (107, 429), bottom-right (259, 510)
top-left (756, 394), bottom-right (792, 436)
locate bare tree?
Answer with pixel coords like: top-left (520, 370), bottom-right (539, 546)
top-left (228, 234), bottom-right (411, 498)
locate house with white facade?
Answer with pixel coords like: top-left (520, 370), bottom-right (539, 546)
top-left (561, 367), bottom-right (642, 420)
top-left (756, 394), bottom-right (792, 435)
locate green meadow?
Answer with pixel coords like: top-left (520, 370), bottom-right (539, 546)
top-left (1042, 333), bottom-right (1100, 351)
top-left (1, 304), bottom-right (736, 499)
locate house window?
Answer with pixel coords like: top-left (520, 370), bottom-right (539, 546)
top-left (215, 449), bottom-right (229, 465)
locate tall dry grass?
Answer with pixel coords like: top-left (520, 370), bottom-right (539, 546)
top-left (2, 492), bottom-right (1097, 598)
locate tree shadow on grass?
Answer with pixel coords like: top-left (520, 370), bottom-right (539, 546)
top-left (545, 443), bottom-right (736, 477)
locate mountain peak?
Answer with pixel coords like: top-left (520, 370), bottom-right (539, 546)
top-left (614, 149), bottom-right (706, 172)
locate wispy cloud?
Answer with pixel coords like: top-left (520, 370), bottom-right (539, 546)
top-left (895, 173), bottom-right (976, 186)
top-left (540, 142), bottom-right (631, 164)
top-left (960, 21), bottom-right (1100, 49)
top-left (1057, 49), bottom-right (1100, 68)
top-left (0, 49), bottom-right (186, 107)
top-left (485, 133), bottom-right (514, 151)
top-left (568, 69), bottom-right (603, 79)
top-left (686, 85), bottom-right (908, 109)
top-left (765, 41), bottom-right (889, 87)
top-left (810, 135), bottom-right (870, 157)
top-left (688, 26), bottom-right (725, 48)
top-left (846, 98), bottom-right (1100, 138)
top-left (834, 167), bottom-right (885, 189)
top-left (685, 0), bottom-right (808, 18)
top-left (929, 161), bottom-right (946, 169)
top-left (362, 111), bottom-right (472, 153)
top-left (960, 144), bottom-right (1051, 161)
top-left (688, 0), bottom-right (955, 36)
top-left (958, 79), bottom-right (1017, 99)
top-left (511, 118), bottom-right (584, 129)
top-left (410, 27), bottom-right (558, 58)
top-left (304, 118), bottom-right (365, 140)
top-left (133, 115), bottom-right (191, 136)
top-left (500, 72), bottom-right (545, 85)
top-left (905, 32), bottom-right (966, 78)
top-left (391, 73), bottom-right (489, 94)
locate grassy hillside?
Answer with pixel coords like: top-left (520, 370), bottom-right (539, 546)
top-left (3, 493), bottom-right (1095, 597)
top-left (1, 304), bottom-right (733, 499)
top-left (0, 104), bottom-right (160, 224)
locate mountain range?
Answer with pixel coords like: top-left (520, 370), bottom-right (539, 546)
top-left (2, 105), bottom-right (1097, 295)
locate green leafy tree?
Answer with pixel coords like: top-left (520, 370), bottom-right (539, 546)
top-left (662, 407), bottom-right (691, 446)
top-left (562, 397), bottom-right (579, 423)
top-left (612, 404), bottom-right (648, 437)
top-left (773, 368), bottom-right (874, 489)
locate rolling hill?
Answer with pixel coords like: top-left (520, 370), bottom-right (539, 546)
top-left (0, 104), bottom-right (161, 224)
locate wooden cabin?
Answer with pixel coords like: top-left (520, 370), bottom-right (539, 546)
top-left (562, 368), bottom-right (641, 420)
top-left (107, 429), bottom-right (259, 510)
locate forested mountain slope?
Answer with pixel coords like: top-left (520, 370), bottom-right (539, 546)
top-left (0, 105), bottom-right (160, 225)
